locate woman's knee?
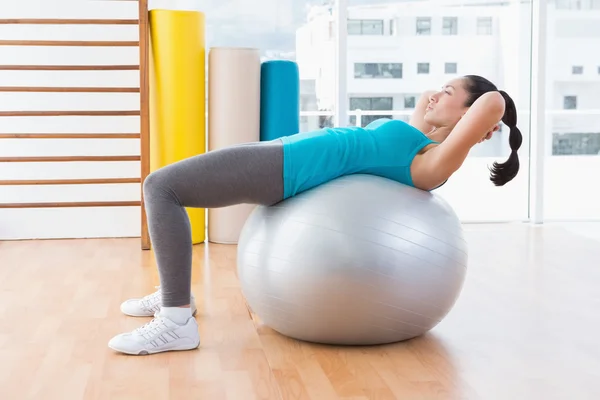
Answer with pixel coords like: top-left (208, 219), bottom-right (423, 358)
top-left (143, 168), bottom-right (175, 202)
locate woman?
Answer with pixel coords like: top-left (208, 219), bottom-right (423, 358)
top-left (108, 74), bottom-right (521, 355)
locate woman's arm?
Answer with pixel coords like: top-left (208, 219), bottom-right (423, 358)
top-left (423, 91), bottom-right (506, 185)
top-left (409, 90), bottom-right (436, 133)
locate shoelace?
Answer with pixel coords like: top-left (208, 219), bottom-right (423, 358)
top-left (133, 316), bottom-right (169, 339)
top-left (140, 286), bottom-right (161, 310)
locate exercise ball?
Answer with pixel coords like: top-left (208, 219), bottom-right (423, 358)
top-left (237, 174), bottom-right (468, 345)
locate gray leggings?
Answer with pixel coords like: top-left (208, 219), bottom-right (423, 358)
top-left (143, 140), bottom-right (284, 307)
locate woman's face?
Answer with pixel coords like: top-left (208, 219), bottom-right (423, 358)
top-left (423, 78), bottom-right (471, 128)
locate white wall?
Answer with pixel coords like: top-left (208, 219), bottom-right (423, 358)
top-left (0, 0), bottom-right (141, 240)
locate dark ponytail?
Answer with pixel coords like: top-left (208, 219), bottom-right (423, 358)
top-left (489, 91), bottom-right (522, 186)
top-left (462, 75), bottom-right (522, 186)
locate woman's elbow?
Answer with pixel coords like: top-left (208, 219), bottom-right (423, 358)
top-left (479, 91), bottom-right (506, 119)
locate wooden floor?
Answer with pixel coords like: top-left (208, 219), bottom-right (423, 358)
top-left (1, 223), bottom-right (599, 400)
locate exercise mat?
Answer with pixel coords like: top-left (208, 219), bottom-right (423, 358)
top-left (207, 47), bottom-right (261, 244)
top-left (260, 60), bottom-right (300, 141)
top-left (149, 9), bottom-right (206, 244)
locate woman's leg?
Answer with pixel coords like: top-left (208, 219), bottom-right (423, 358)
top-left (145, 139), bottom-right (283, 307)
top-left (109, 140), bottom-right (284, 355)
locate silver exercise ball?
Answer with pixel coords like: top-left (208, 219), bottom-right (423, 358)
top-left (237, 174), bottom-right (468, 345)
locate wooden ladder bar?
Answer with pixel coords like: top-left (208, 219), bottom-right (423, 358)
top-left (0, 19), bottom-right (139, 25)
top-left (0, 65), bottom-right (139, 71)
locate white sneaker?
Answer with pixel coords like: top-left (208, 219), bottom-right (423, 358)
top-left (120, 286), bottom-right (197, 317)
top-left (108, 314), bottom-right (200, 355)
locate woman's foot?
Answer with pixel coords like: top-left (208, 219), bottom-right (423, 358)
top-left (120, 286), bottom-right (197, 317)
top-left (108, 312), bottom-right (200, 355)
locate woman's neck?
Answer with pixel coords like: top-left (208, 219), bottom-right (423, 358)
top-left (426, 126), bottom-right (453, 143)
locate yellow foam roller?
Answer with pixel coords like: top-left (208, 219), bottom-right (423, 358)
top-left (149, 9), bottom-right (206, 244)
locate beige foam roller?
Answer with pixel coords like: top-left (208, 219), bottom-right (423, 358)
top-left (207, 47), bottom-right (261, 244)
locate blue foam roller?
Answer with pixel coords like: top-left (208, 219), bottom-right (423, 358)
top-left (260, 60), bottom-right (300, 141)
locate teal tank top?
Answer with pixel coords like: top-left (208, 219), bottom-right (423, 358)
top-left (280, 118), bottom-right (437, 199)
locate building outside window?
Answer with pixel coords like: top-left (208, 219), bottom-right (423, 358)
top-left (564, 95), bottom-right (577, 109)
top-left (553, 133), bottom-right (600, 155)
top-left (349, 97), bottom-right (393, 126)
top-left (555, 0), bottom-right (583, 9)
top-left (354, 63), bottom-right (402, 78)
top-left (348, 19), bottom-right (384, 35)
top-left (477, 17), bottom-right (492, 35)
top-left (442, 17), bottom-right (458, 35)
top-left (416, 17), bottom-right (431, 35)
top-left (445, 62), bottom-right (457, 73)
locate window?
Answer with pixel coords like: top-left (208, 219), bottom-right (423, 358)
top-left (552, 133), bottom-right (600, 155)
top-left (597, 66), bottom-right (600, 74)
top-left (555, 0), bottom-right (583, 9)
top-left (564, 96), bottom-right (577, 109)
top-left (417, 62), bottom-right (430, 74)
top-left (354, 63), bottom-right (402, 79)
top-left (319, 114), bottom-right (333, 129)
top-left (404, 96), bottom-right (416, 108)
top-left (350, 97), bottom-right (393, 126)
top-left (445, 62), bottom-right (457, 74)
top-left (572, 66), bottom-right (583, 74)
top-left (416, 17), bottom-right (431, 35)
top-left (348, 20), bottom-right (362, 35)
top-left (390, 19), bottom-right (396, 35)
top-left (348, 19), bottom-right (384, 35)
top-left (477, 17), bottom-right (492, 35)
top-left (442, 17), bottom-right (458, 35)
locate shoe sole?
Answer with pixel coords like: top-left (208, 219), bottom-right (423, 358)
top-left (109, 339), bottom-right (201, 356)
top-left (121, 308), bottom-right (198, 318)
